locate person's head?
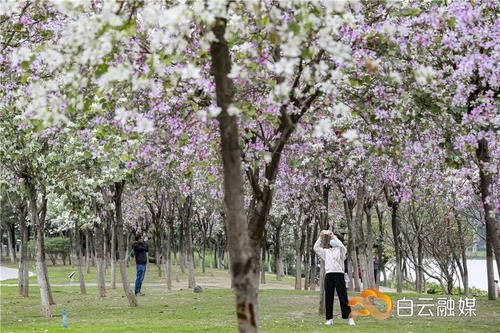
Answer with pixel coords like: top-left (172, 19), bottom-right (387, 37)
top-left (135, 234), bottom-right (143, 242)
top-left (322, 233), bottom-right (332, 248)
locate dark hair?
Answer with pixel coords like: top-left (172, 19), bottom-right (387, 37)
top-left (334, 233), bottom-right (345, 243)
top-left (135, 234), bottom-right (142, 241)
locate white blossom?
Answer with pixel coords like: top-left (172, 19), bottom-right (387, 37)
top-left (227, 105), bottom-right (240, 116)
top-left (282, 34), bottom-right (303, 57)
top-left (114, 107), bottom-right (132, 125)
top-left (324, 0), bottom-right (346, 12)
top-left (313, 118), bottom-right (332, 138)
top-left (180, 64), bottom-right (201, 80)
top-left (198, 110), bottom-right (208, 122)
top-left (271, 58), bottom-right (297, 76)
top-left (334, 103), bottom-right (351, 118)
top-left (228, 63), bottom-right (245, 79)
top-left (263, 152), bottom-right (272, 164)
top-left (208, 105), bottom-right (221, 118)
top-left (342, 129), bottom-right (359, 142)
top-left (414, 65), bottom-right (436, 85)
top-left (12, 46), bottom-right (32, 64)
top-left (131, 77), bottom-right (151, 91)
top-left (0, 0), bottom-right (20, 15)
top-left (97, 64), bottom-right (132, 88)
top-left (389, 71), bottom-right (402, 84)
top-left (135, 116), bottom-right (154, 133)
top-left (41, 49), bottom-right (65, 71)
top-left (274, 81), bottom-right (292, 98)
top-left (381, 22), bottom-right (396, 36)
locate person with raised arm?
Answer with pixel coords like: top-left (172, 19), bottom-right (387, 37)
top-left (314, 230), bottom-right (355, 326)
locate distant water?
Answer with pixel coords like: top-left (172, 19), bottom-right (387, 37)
top-left (462, 259), bottom-right (499, 291)
top-left (386, 258), bottom-right (499, 291)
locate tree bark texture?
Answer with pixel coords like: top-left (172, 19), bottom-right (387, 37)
top-left (26, 181), bottom-right (54, 317)
top-left (18, 203), bottom-right (29, 297)
top-left (476, 139), bottom-right (500, 296)
top-left (114, 181), bottom-right (138, 307)
top-left (74, 223), bottom-right (86, 294)
top-left (211, 18), bottom-right (258, 332)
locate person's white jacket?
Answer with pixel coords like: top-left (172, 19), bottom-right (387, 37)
top-left (313, 237), bottom-right (347, 274)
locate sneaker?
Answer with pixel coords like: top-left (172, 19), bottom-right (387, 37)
top-left (324, 319), bottom-right (333, 326)
top-left (347, 318), bottom-right (355, 326)
top-left (135, 292), bottom-right (145, 296)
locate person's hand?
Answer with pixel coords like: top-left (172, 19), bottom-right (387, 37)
top-left (144, 237), bottom-right (148, 242)
top-left (344, 273), bottom-right (350, 284)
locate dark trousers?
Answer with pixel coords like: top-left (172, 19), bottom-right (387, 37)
top-left (325, 272), bottom-right (351, 320)
top-left (135, 264), bottom-right (147, 294)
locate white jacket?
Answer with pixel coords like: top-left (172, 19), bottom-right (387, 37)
top-left (313, 237), bottom-right (347, 274)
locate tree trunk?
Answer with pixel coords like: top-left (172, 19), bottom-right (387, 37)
top-left (486, 227), bottom-right (496, 300)
top-left (155, 226), bottom-right (162, 277)
top-left (0, 225), bottom-right (3, 258)
top-left (416, 239), bottom-right (424, 294)
top-left (94, 221), bottom-right (106, 298)
top-left (211, 18), bottom-right (257, 332)
top-left (27, 182), bottom-right (53, 317)
top-left (179, 216), bottom-right (186, 274)
top-left (260, 244), bottom-right (266, 284)
top-left (201, 241), bottom-right (206, 274)
top-left (304, 221), bottom-right (311, 290)
top-left (85, 229), bottom-right (91, 274)
top-left (164, 218), bottom-right (173, 290)
top-left (103, 230), bottom-right (109, 269)
top-left (184, 198), bottom-right (196, 289)
top-left (318, 184), bottom-right (329, 315)
top-left (214, 242), bottom-right (218, 269)
top-left (354, 189), bottom-right (369, 292)
top-left (364, 203), bottom-right (376, 289)
top-left (74, 223), bottom-right (86, 294)
top-left (453, 213), bottom-right (469, 296)
top-left (274, 222), bottom-right (283, 280)
top-left (294, 225), bottom-right (302, 290)
top-left (388, 198), bottom-right (403, 293)
top-left (375, 205), bottom-right (385, 287)
top-left (6, 223), bottom-right (16, 262)
top-left (18, 204), bottom-right (29, 297)
top-left (114, 181), bottom-right (138, 307)
top-left (344, 199), bottom-right (361, 292)
top-left (110, 223), bottom-right (117, 289)
top-left (309, 222), bottom-right (318, 291)
top-left (477, 139), bottom-right (500, 296)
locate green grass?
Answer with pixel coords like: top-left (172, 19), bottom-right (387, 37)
top-left (466, 251), bottom-right (486, 259)
top-left (1, 261), bottom-right (499, 332)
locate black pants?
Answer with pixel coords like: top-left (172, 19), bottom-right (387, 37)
top-left (325, 272), bottom-right (351, 320)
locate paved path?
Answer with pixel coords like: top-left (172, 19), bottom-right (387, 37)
top-left (0, 265), bottom-right (35, 281)
top-left (0, 265), bottom-right (411, 293)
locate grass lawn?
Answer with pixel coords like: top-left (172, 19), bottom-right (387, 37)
top-left (1, 262), bottom-right (499, 332)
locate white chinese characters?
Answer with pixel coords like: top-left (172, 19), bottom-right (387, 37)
top-left (396, 297), bottom-right (476, 317)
